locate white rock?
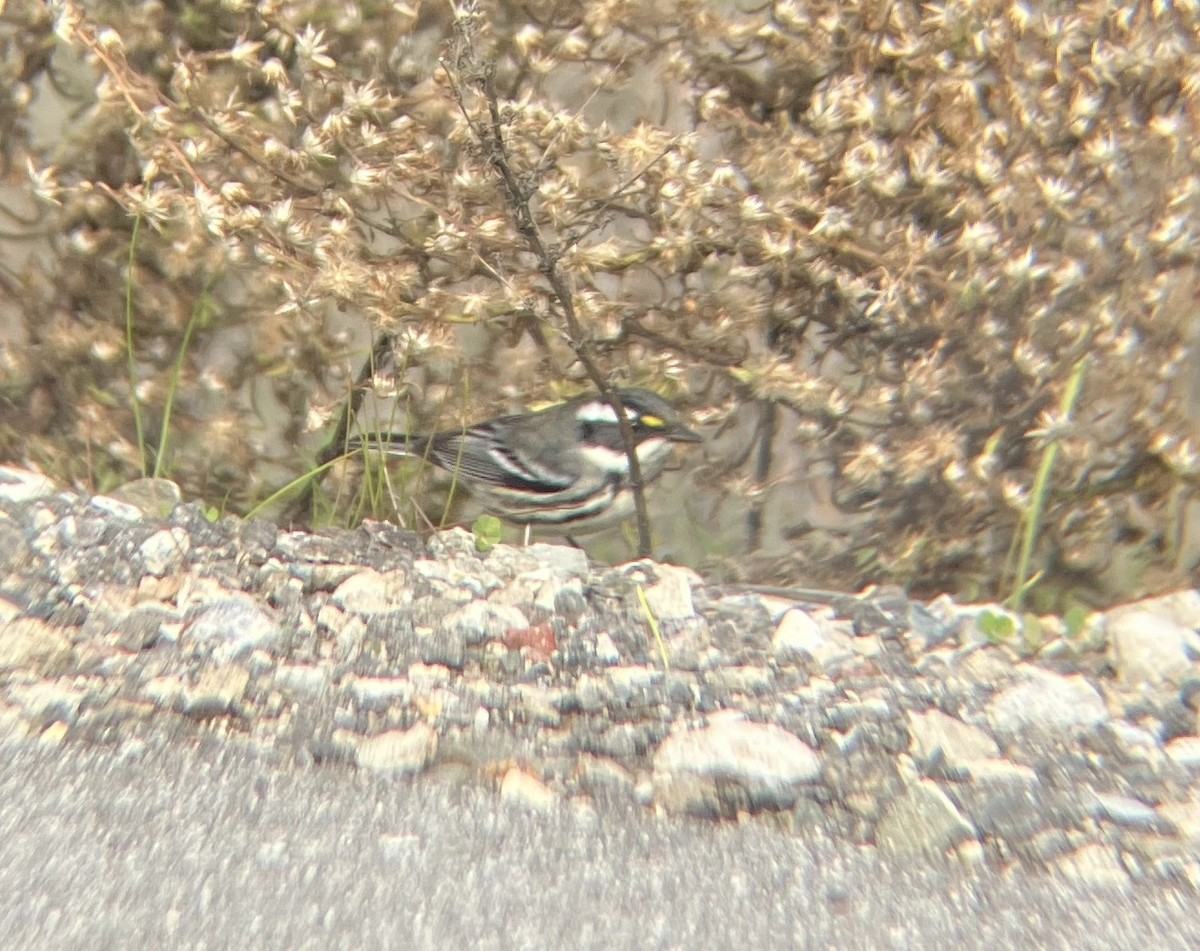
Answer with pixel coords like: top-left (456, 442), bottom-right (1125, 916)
top-left (139, 527), bottom-right (190, 576)
top-left (355, 724), bottom-right (437, 775)
top-left (500, 768), bottom-right (559, 812)
top-left (634, 563), bottom-right (698, 620)
top-left (772, 608), bottom-right (855, 668)
top-left (1165, 737), bottom-right (1200, 770)
top-left (877, 780), bottom-right (977, 855)
top-left (1106, 609), bottom-right (1200, 686)
top-left (653, 715), bottom-right (821, 800)
top-left (907, 708), bottom-right (1000, 766)
top-left (332, 568), bottom-right (414, 615)
top-left (986, 668), bottom-right (1108, 736)
top-left (88, 494), bottom-right (144, 522)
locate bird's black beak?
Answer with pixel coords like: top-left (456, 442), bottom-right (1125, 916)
top-left (669, 423), bottom-right (703, 444)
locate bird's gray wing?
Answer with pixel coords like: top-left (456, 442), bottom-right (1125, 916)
top-left (425, 420), bottom-right (577, 493)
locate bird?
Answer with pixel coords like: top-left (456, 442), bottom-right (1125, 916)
top-left (346, 387), bottom-right (701, 531)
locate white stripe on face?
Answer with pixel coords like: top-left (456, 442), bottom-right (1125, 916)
top-left (579, 437), bottom-right (671, 476)
top-left (575, 402), bottom-right (629, 425)
top-left (579, 443), bottom-right (631, 473)
top-left (636, 437), bottom-right (669, 463)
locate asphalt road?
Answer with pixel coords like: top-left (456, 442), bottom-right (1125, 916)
top-left (0, 739), bottom-right (1194, 950)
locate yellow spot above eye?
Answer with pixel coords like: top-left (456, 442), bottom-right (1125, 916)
top-left (641, 414), bottom-right (665, 428)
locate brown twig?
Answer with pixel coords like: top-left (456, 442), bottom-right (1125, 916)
top-left (443, 10), bottom-right (656, 554)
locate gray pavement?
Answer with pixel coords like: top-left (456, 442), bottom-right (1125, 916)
top-left (0, 739), bottom-right (1194, 950)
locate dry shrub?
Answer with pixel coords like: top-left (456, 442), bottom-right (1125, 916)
top-left (2, 0), bottom-right (1198, 604)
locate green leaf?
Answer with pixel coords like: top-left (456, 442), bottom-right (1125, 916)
top-left (978, 609), bottom-right (1015, 642)
top-left (1063, 605), bottom-right (1088, 638)
top-left (473, 514), bottom-right (503, 552)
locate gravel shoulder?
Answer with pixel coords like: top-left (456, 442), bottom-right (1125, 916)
top-left (1, 464), bottom-right (1199, 946)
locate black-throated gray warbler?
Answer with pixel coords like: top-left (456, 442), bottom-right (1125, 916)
top-left (347, 388), bottom-right (701, 529)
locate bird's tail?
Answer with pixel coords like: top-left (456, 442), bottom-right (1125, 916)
top-left (343, 432), bottom-right (430, 458)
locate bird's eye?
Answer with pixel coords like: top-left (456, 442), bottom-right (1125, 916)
top-left (640, 414), bottom-right (665, 429)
